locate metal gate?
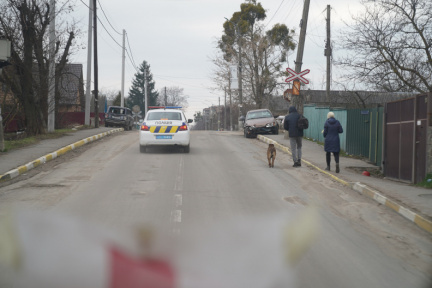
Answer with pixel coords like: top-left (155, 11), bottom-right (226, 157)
top-left (384, 94), bottom-right (429, 183)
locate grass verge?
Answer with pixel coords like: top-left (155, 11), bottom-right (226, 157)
top-left (1, 128), bottom-right (82, 153)
top-left (416, 174), bottom-right (432, 189)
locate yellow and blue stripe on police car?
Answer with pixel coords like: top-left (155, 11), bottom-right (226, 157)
top-left (149, 126), bottom-right (179, 133)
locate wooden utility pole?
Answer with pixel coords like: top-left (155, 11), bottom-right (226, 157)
top-left (238, 34), bottom-right (243, 117)
top-left (325, 5), bottom-right (331, 104)
top-left (84, 0), bottom-right (92, 126)
top-left (144, 68), bottom-right (148, 115)
top-left (121, 29), bottom-right (125, 107)
top-left (0, 108), bottom-right (4, 152)
top-left (291, 0), bottom-right (311, 114)
top-left (224, 89), bottom-right (226, 131)
top-left (47, 0), bottom-right (55, 132)
top-left (93, 0), bottom-right (99, 128)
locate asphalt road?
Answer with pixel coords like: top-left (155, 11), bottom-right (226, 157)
top-left (0, 130), bottom-right (431, 288)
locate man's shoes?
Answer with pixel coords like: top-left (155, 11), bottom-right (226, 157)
top-left (325, 166), bottom-right (330, 171)
top-left (293, 161), bottom-right (300, 167)
top-left (297, 160), bottom-right (301, 167)
top-left (336, 163), bottom-right (340, 173)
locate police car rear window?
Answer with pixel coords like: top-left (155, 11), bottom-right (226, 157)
top-left (148, 112), bottom-right (182, 121)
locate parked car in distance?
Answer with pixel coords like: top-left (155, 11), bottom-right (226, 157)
top-left (139, 108), bottom-right (193, 153)
top-left (105, 106), bottom-right (134, 130)
top-left (243, 109), bottom-right (279, 138)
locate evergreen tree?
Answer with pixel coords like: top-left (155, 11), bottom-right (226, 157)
top-left (127, 61), bottom-right (159, 114)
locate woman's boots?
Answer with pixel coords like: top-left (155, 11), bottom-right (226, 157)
top-left (325, 164), bottom-right (340, 173)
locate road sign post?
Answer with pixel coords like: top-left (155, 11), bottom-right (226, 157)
top-left (285, 68), bottom-right (310, 84)
top-left (285, 68), bottom-right (309, 101)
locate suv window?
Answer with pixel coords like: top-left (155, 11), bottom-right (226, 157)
top-left (148, 112), bottom-right (182, 121)
top-left (108, 107), bottom-right (127, 114)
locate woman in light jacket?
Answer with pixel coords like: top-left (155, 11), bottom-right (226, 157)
top-left (323, 112), bottom-right (343, 173)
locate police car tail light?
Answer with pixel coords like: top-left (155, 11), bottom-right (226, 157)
top-left (140, 123), bottom-right (149, 131)
top-left (179, 122), bottom-right (188, 131)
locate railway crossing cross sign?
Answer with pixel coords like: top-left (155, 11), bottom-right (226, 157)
top-left (285, 67), bottom-right (310, 84)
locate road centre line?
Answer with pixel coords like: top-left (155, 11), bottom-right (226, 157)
top-left (172, 210), bottom-right (182, 223)
top-left (174, 194), bottom-right (182, 207)
top-left (174, 156), bottom-right (184, 191)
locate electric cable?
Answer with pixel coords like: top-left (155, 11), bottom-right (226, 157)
top-left (265, 0), bottom-right (285, 28)
top-left (97, 0), bottom-right (122, 35)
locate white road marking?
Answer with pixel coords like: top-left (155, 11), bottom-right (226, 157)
top-left (175, 194), bottom-right (182, 207)
top-left (174, 156), bottom-right (184, 191)
top-left (172, 210), bottom-right (182, 223)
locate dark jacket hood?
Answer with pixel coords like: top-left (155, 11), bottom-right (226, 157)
top-left (289, 106), bottom-right (297, 114)
top-left (327, 117), bottom-right (337, 125)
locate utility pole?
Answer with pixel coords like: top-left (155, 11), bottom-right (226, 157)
top-left (47, 0), bottom-right (55, 132)
top-left (93, 0), bottom-right (99, 128)
top-left (84, 0), bottom-right (92, 126)
top-left (218, 97), bottom-right (220, 131)
top-left (229, 88), bottom-right (233, 131)
top-left (144, 68), bottom-right (148, 116)
top-left (325, 5), bottom-right (332, 104)
top-left (164, 87), bottom-right (167, 106)
top-left (0, 107), bottom-right (4, 152)
top-left (121, 29), bottom-right (125, 107)
top-left (238, 34), bottom-right (243, 117)
top-left (224, 89), bottom-right (227, 131)
top-left (292, 0), bottom-right (310, 114)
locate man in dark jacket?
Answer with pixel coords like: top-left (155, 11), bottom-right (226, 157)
top-left (284, 106), bottom-right (304, 167)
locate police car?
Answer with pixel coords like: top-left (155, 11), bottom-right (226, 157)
top-left (139, 107), bottom-right (193, 153)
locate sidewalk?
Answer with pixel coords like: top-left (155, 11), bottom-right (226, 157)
top-left (0, 127), bottom-right (122, 181)
top-left (259, 132), bottom-right (432, 234)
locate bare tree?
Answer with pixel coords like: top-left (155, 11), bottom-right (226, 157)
top-left (163, 86), bottom-right (189, 108)
top-left (0, 0), bottom-right (77, 135)
top-left (336, 0), bottom-right (432, 93)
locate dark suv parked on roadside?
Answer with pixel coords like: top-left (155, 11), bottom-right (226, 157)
top-left (105, 106), bottom-right (134, 130)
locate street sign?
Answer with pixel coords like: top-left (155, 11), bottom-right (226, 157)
top-left (285, 68), bottom-right (310, 84)
top-left (230, 66), bottom-right (238, 90)
top-left (283, 89), bottom-right (292, 101)
top-left (292, 80), bottom-right (301, 95)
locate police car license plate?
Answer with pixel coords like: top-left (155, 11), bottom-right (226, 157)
top-left (156, 135), bottom-right (172, 139)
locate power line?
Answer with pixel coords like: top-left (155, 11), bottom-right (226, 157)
top-left (79, 0), bottom-right (122, 48)
top-left (265, 0), bottom-right (285, 28)
top-left (125, 49), bottom-right (138, 72)
top-left (125, 32), bottom-right (138, 70)
top-left (80, 0), bottom-right (139, 72)
top-left (97, 0), bottom-right (122, 35)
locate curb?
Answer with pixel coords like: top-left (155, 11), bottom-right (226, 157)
top-left (350, 182), bottom-right (432, 233)
top-left (0, 128), bottom-right (123, 183)
top-left (257, 135), bottom-right (432, 234)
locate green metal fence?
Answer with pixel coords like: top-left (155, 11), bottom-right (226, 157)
top-left (303, 105), bottom-right (383, 166)
top-left (303, 105), bottom-right (347, 151)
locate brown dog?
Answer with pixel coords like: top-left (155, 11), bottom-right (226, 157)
top-left (267, 144), bottom-right (276, 168)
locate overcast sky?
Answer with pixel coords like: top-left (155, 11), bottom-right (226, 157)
top-left (71, 0), bottom-right (364, 119)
